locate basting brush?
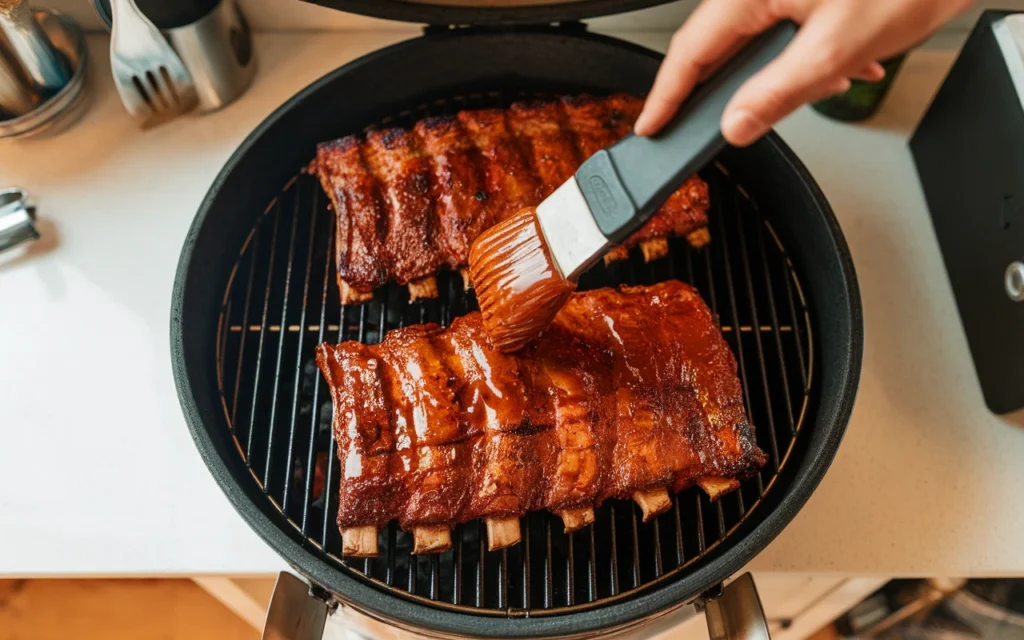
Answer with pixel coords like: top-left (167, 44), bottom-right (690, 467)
top-left (468, 22), bottom-right (796, 352)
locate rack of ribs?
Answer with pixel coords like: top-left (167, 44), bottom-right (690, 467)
top-left (316, 94), bottom-right (711, 304)
top-left (315, 281), bottom-right (766, 557)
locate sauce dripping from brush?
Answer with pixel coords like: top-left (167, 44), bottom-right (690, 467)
top-left (469, 207), bottom-right (576, 353)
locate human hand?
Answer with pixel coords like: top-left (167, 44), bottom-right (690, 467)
top-left (634, 0), bottom-right (976, 145)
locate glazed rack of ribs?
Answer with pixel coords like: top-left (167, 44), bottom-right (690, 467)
top-left (316, 282), bottom-right (767, 557)
top-left (316, 94), bottom-right (711, 304)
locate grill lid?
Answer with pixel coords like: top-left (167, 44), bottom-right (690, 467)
top-left (299, 0), bottom-right (670, 26)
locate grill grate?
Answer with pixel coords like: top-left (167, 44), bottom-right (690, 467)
top-left (214, 93), bottom-right (813, 617)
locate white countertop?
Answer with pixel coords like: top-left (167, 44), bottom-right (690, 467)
top-left (1, 30), bottom-right (1022, 578)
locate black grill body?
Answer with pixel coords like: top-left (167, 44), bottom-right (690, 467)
top-left (172, 27), bottom-right (862, 638)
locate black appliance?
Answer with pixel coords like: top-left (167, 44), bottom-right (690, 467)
top-left (911, 10), bottom-right (1024, 420)
top-left (170, 2), bottom-right (863, 638)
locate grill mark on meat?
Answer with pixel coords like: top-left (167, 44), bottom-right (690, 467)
top-left (315, 342), bottom-right (399, 529)
top-left (315, 137), bottom-right (388, 292)
top-left (363, 128), bottom-right (443, 285)
top-left (524, 325), bottom-right (605, 511)
top-left (375, 324), bottom-right (469, 528)
top-left (507, 99), bottom-right (582, 197)
top-left (561, 94), bottom-right (619, 159)
top-left (316, 282), bottom-right (767, 553)
top-left (457, 107), bottom-right (543, 230)
top-left (434, 315), bottom-right (551, 520)
top-left (415, 116), bottom-right (491, 268)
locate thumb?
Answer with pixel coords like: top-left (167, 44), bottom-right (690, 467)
top-left (720, 5), bottom-right (863, 145)
top-left (722, 73), bottom-right (852, 146)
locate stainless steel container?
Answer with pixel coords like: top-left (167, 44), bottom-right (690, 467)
top-left (94, 0), bottom-right (255, 112)
top-left (0, 0), bottom-right (72, 96)
top-left (0, 10), bottom-right (89, 140)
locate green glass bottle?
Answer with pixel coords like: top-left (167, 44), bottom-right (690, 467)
top-left (811, 54), bottom-right (907, 122)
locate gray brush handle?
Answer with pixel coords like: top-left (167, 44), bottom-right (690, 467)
top-left (576, 21), bottom-right (796, 244)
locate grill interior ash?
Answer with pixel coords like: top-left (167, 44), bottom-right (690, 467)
top-left (212, 92), bottom-right (814, 616)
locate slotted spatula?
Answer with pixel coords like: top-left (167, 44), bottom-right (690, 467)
top-left (109, 0), bottom-right (197, 123)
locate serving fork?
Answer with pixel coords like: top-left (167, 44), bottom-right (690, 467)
top-left (109, 0), bottom-right (197, 123)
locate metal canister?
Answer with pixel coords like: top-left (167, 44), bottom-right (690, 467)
top-left (93, 0), bottom-right (256, 112)
top-left (0, 0), bottom-right (72, 96)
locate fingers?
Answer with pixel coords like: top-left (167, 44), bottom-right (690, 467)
top-left (696, 35), bottom-right (752, 83)
top-left (634, 0), bottom-right (778, 136)
top-left (720, 1), bottom-right (868, 146)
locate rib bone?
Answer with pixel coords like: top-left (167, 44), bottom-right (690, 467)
top-left (412, 525), bottom-right (452, 555)
top-left (686, 228), bottom-right (711, 248)
top-left (603, 246), bottom-right (630, 265)
top-left (640, 238), bottom-right (669, 262)
top-left (557, 507), bottom-right (595, 533)
top-left (697, 476), bottom-right (741, 501)
top-left (341, 526), bottom-right (378, 557)
top-left (632, 487), bottom-right (672, 522)
top-left (486, 517), bottom-right (522, 551)
top-left (407, 276), bottom-right (438, 301)
top-left (339, 280), bottom-right (373, 305)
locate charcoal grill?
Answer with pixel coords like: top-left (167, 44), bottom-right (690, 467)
top-left (172, 7), bottom-right (862, 639)
top-left (218, 149), bottom-right (811, 607)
